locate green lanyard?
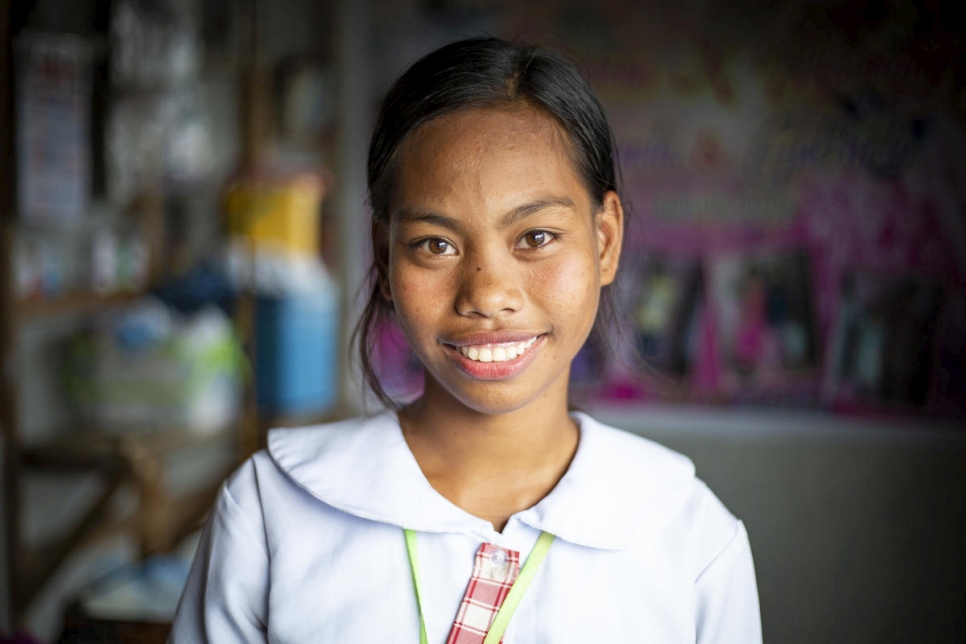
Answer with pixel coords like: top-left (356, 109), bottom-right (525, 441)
top-left (404, 529), bottom-right (555, 644)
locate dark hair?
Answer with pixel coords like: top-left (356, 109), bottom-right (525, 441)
top-left (354, 37), bottom-right (622, 409)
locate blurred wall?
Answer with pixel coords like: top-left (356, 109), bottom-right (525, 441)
top-left (591, 405), bottom-right (966, 643)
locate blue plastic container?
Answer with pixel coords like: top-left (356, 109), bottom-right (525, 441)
top-left (254, 287), bottom-right (339, 418)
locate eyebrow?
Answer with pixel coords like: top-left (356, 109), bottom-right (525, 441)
top-left (501, 197), bottom-right (575, 227)
top-left (394, 197), bottom-right (576, 231)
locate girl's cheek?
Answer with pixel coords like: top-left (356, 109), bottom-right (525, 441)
top-left (392, 260), bottom-right (429, 293)
top-left (534, 253), bottom-right (598, 309)
top-left (393, 269), bottom-right (449, 316)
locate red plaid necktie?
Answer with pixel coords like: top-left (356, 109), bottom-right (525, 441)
top-left (446, 543), bottom-right (521, 644)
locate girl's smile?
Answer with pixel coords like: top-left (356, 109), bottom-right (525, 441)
top-left (452, 336), bottom-right (538, 363)
top-left (384, 104), bottom-right (623, 416)
top-left (445, 334), bottom-right (544, 380)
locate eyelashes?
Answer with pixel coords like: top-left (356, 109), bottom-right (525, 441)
top-left (408, 230), bottom-right (559, 257)
top-left (413, 238), bottom-right (457, 256)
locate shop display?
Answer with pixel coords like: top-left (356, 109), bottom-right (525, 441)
top-left (708, 251), bottom-right (818, 397)
top-left (625, 254), bottom-right (703, 381)
top-left (64, 300), bottom-right (243, 434)
top-left (827, 271), bottom-right (943, 410)
top-left (15, 32), bottom-right (92, 224)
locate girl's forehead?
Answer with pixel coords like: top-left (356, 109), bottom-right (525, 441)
top-left (393, 106), bottom-right (581, 195)
top-left (393, 107), bottom-right (583, 207)
top-left (406, 105), bottom-right (564, 155)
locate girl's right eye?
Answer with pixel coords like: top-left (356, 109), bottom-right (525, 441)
top-left (414, 238), bottom-right (457, 256)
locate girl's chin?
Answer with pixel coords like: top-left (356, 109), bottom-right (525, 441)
top-left (448, 392), bottom-right (547, 417)
top-left (426, 376), bottom-right (569, 418)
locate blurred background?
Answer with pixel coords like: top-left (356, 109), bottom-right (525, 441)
top-left (1, 0), bottom-right (964, 641)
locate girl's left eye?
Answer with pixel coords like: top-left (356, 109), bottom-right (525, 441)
top-left (519, 230), bottom-right (556, 249)
top-left (415, 238), bottom-right (456, 255)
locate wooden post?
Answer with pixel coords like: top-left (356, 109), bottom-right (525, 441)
top-left (0, 0), bottom-right (23, 628)
top-left (237, 0), bottom-right (264, 457)
top-left (123, 440), bottom-right (168, 557)
top-left (239, 0), bottom-right (268, 172)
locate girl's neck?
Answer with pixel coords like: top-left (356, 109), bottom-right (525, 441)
top-left (398, 381), bottom-right (579, 531)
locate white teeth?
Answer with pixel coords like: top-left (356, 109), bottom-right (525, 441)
top-left (458, 337), bottom-right (537, 363)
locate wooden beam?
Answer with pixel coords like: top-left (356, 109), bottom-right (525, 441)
top-left (16, 289), bottom-right (144, 319)
top-left (16, 471), bottom-right (125, 617)
top-left (1, 0), bottom-right (22, 629)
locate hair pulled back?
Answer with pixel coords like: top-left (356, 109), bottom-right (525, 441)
top-left (356, 37), bottom-right (621, 409)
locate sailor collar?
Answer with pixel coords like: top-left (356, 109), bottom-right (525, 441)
top-left (267, 411), bottom-right (696, 551)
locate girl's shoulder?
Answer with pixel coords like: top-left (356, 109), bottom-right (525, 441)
top-left (568, 412), bottom-right (742, 559)
top-left (265, 412), bottom-right (398, 473)
top-left (219, 412), bottom-right (400, 513)
top-left (572, 411), bottom-right (696, 475)
top-left (568, 411), bottom-right (699, 503)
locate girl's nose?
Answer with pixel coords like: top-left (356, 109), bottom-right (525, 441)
top-left (454, 253), bottom-right (524, 318)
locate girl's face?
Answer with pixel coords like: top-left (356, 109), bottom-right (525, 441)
top-left (384, 106), bottom-right (623, 416)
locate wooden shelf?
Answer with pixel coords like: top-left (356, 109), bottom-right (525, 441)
top-left (583, 401), bottom-right (966, 445)
top-left (15, 289), bottom-right (148, 319)
top-left (11, 422), bottom-right (241, 616)
top-left (16, 469), bottom-right (230, 614)
top-left (21, 423), bottom-right (240, 466)
top-left (60, 600), bottom-right (172, 644)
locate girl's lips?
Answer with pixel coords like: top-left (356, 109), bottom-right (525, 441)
top-left (443, 334), bottom-right (544, 380)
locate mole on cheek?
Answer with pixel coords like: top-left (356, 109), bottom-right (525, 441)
top-left (476, 267), bottom-right (482, 272)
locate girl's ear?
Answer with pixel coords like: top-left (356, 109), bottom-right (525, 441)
top-left (596, 191), bottom-right (624, 287)
top-left (372, 218), bottom-right (393, 301)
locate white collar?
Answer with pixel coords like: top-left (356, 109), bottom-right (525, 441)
top-left (267, 411), bottom-right (696, 550)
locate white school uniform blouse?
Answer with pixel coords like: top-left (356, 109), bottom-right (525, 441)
top-left (169, 411), bottom-right (762, 643)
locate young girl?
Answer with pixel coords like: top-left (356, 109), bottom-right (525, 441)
top-left (170, 37), bottom-right (762, 643)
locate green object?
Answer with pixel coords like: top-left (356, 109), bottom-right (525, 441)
top-left (404, 528), bottom-right (555, 644)
top-left (63, 312), bottom-right (246, 432)
top-left (405, 529), bottom-right (428, 644)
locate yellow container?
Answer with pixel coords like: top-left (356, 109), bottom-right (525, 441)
top-left (224, 172), bottom-right (327, 257)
